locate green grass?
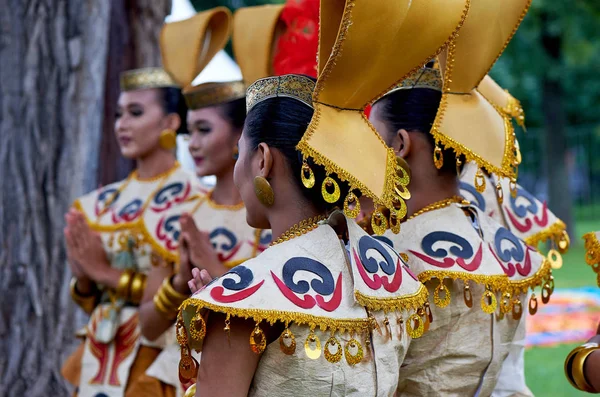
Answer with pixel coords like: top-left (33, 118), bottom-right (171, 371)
top-left (525, 218), bottom-right (599, 395)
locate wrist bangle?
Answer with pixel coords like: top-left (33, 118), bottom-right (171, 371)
top-left (153, 276), bottom-right (188, 320)
top-left (566, 343), bottom-right (599, 392)
top-left (115, 269), bottom-right (135, 300)
top-left (130, 273), bottom-right (148, 305)
top-left (69, 278), bottom-right (99, 315)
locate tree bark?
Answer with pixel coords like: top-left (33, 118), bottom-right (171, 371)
top-left (540, 12), bottom-right (575, 238)
top-left (0, 1), bottom-right (170, 396)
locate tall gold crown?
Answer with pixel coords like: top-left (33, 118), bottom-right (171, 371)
top-left (119, 67), bottom-right (179, 92)
top-left (246, 75), bottom-right (314, 112)
top-left (183, 81), bottom-right (246, 110)
top-left (383, 68), bottom-right (443, 98)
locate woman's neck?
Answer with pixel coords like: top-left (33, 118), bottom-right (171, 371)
top-left (406, 167), bottom-right (460, 218)
top-left (210, 166), bottom-right (242, 206)
top-left (268, 201), bottom-right (323, 243)
top-left (136, 149), bottom-right (176, 179)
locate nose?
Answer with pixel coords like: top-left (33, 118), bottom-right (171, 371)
top-left (188, 131), bottom-right (202, 153)
top-left (115, 115), bottom-right (128, 133)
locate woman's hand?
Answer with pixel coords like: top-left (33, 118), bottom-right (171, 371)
top-left (64, 209), bottom-right (110, 283)
top-left (179, 213), bottom-right (227, 278)
top-left (188, 268), bottom-right (213, 294)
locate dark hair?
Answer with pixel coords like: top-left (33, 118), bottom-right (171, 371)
top-left (217, 97), bottom-right (246, 131)
top-left (244, 94), bottom-right (351, 212)
top-left (377, 88), bottom-right (459, 175)
top-left (158, 87), bottom-right (188, 135)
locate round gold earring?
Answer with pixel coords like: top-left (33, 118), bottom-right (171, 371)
top-left (254, 176), bottom-right (274, 207)
top-left (159, 129), bottom-right (177, 150)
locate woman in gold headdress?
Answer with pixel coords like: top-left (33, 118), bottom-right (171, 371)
top-left (175, 1), bottom-right (471, 395)
top-left (364, 1), bottom-right (555, 395)
top-left (60, 64), bottom-right (201, 397)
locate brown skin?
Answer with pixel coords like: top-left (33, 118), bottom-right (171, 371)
top-left (191, 130), bottom-right (322, 396)
top-left (369, 102), bottom-right (460, 217)
top-left (64, 88), bottom-right (180, 292)
top-left (140, 106), bottom-right (244, 341)
top-left (582, 325), bottom-right (600, 392)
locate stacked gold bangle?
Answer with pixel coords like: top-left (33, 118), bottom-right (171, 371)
top-left (565, 342), bottom-right (599, 392)
top-left (115, 269), bottom-right (148, 305)
top-left (153, 276), bottom-right (188, 320)
top-left (69, 278), bottom-right (99, 315)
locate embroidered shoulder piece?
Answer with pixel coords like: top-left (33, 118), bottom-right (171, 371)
top-left (384, 203), bottom-right (553, 319)
top-left (177, 219), bottom-right (429, 374)
top-left (460, 161), bottom-right (569, 270)
top-left (584, 232), bottom-right (600, 287)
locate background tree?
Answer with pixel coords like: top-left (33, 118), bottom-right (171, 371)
top-left (0, 1), bottom-right (170, 395)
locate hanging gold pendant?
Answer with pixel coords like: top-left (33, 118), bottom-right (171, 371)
top-left (420, 308), bottom-right (430, 333)
top-left (371, 211), bottom-right (388, 235)
top-left (480, 290), bottom-right (497, 314)
top-left (250, 324), bottom-right (266, 354)
top-left (224, 314), bottom-right (231, 346)
top-left (547, 249), bottom-right (563, 270)
top-left (433, 279), bottom-right (451, 308)
top-left (189, 313), bottom-right (206, 341)
top-left (395, 156), bottom-right (411, 184)
top-left (509, 180), bottom-right (518, 198)
top-left (557, 231), bottom-right (570, 254)
top-left (528, 293), bottom-right (538, 315)
top-left (322, 176), bottom-right (341, 203)
top-left (397, 316), bottom-right (404, 339)
top-left (433, 145), bottom-right (444, 169)
top-left (406, 313), bottom-right (424, 339)
top-left (389, 211), bottom-right (401, 234)
top-left (344, 338), bottom-right (364, 366)
top-left (304, 329), bottom-right (322, 360)
top-left (383, 316), bottom-right (393, 339)
top-left (542, 282), bottom-right (552, 304)
top-left (178, 346), bottom-right (199, 382)
top-left (500, 292), bottom-right (513, 314)
top-left (324, 335), bottom-right (343, 363)
top-left (456, 157), bottom-right (463, 176)
top-left (474, 168), bottom-right (486, 193)
top-left (279, 327), bottom-right (296, 355)
top-left (496, 182), bottom-right (504, 204)
top-left (301, 160), bottom-right (316, 189)
top-left (394, 185), bottom-right (411, 201)
top-left (343, 191), bottom-right (361, 218)
top-left (512, 298), bottom-right (523, 320)
top-left (514, 139), bottom-right (523, 165)
top-left (424, 302), bottom-right (434, 324)
top-left (392, 196), bottom-right (408, 219)
top-left (463, 283), bottom-right (473, 308)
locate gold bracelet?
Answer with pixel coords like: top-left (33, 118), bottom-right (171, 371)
top-left (572, 344), bottom-right (600, 392)
top-left (153, 293), bottom-right (178, 320)
top-left (162, 275), bottom-right (189, 301)
top-left (69, 278), bottom-right (98, 315)
top-left (153, 277), bottom-right (188, 320)
top-left (129, 273), bottom-right (148, 305)
top-left (115, 269), bottom-right (135, 300)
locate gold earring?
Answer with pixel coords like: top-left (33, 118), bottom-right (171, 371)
top-left (301, 160), bottom-right (316, 189)
top-left (433, 144), bottom-right (443, 169)
top-left (254, 176), bottom-right (274, 207)
top-left (232, 145), bottom-right (239, 160)
top-left (322, 176), bottom-right (341, 203)
top-left (159, 129), bottom-right (177, 150)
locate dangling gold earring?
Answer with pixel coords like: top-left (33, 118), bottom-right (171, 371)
top-left (159, 129), bottom-right (177, 150)
top-left (254, 176), bottom-right (274, 207)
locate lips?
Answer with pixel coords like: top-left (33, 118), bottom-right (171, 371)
top-left (193, 157), bottom-right (204, 166)
top-left (117, 136), bottom-right (132, 145)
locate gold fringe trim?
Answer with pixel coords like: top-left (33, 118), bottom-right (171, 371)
top-left (418, 270), bottom-right (507, 292)
top-left (508, 259), bottom-right (552, 295)
top-left (583, 232), bottom-right (600, 287)
top-left (524, 220), bottom-right (567, 249)
top-left (179, 298), bottom-right (372, 335)
top-left (354, 284), bottom-right (429, 312)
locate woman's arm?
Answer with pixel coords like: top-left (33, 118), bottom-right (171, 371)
top-left (585, 350), bottom-right (600, 392)
top-left (195, 313), bottom-right (262, 397)
top-left (138, 265), bottom-right (180, 341)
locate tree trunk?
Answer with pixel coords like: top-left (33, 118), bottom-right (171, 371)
top-left (540, 12), bottom-right (575, 239)
top-left (0, 1), bottom-right (170, 396)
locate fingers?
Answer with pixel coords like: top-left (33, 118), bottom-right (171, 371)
top-left (199, 269), bottom-right (212, 285)
top-left (188, 268), bottom-right (202, 294)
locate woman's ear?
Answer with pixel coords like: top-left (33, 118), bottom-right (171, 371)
top-left (165, 112), bottom-right (181, 132)
top-left (257, 143), bottom-right (274, 178)
top-left (394, 128), bottom-right (412, 158)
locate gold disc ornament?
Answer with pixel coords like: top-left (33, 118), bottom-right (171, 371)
top-left (528, 293), bottom-right (538, 315)
top-left (480, 290), bottom-right (497, 314)
top-left (371, 210), bottom-right (388, 236)
top-left (301, 160), bottom-right (315, 189)
top-left (406, 313), bottom-right (424, 339)
top-left (344, 338), bottom-right (364, 366)
top-left (322, 176), bottom-right (341, 203)
top-left (279, 328), bottom-right (296, 355)
top-left (343, 191), bottom-right (361, 218)
top-left (463, 283), bottom-right (473, 308)
top-left (512, 298), bottom-right (523, 320)
top-left (304, 330), bottom-right (322, 360)
top-left (324, 335), bottom-right (343, 363)
top-left (189, 312), bottom-right (207, 341)
top-left (548, 249), bottom-right (563, 270)
top-left (250, 324), bottom-right (267, 354)
top-left (474, 168), bottom-right (486, 193)
top-left (433, 280), bottom-right (451, 308)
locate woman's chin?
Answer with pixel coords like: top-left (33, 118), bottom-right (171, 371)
top-left (119, 147), bottom-right (138, 159)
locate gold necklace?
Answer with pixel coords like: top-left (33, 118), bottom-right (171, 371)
top-left (206, 190), bottom-right (244, 211)
top-left (270, 215), bottom-right (328, 246)
top-left (407, 195), bottom-right (468, 220)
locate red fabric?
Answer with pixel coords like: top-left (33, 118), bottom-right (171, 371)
top-left (273, 0), bottom-right (319, 77)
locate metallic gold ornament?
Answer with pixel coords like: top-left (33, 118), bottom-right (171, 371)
top-left (178, 346), bottom-right (199, 382)
top-left (463, 283), bottom-right (473, 308)
top-left (301, 160), bottom-right (315, 189)
top-left (392, 196), bottom-right (408, 220)
top-left (189, 312), bottom-right (206, 341)
top-left (324, 335), bottom-right (343, 363)
top-left (395, 184), bottom-right (411, 201)
top-left (249, 324), bottom-right (266, 354)
top-left (424, 302), bottom-right (433, 324)
top-left (371, 210), bottom-right (388, 236)
top-left (389, 211), bottom-right (401, 234)
top-left (344, 338), bottom-right (364, 366)
top-left (542, 282), bottom-right (553, 304)
top-left (474, 168), bottom-right (486, 193)
top-left (279, 327), bottom-right (296, 355)
top-left (433, 145), bottom-right (443, 169)
top-left (514, 139), bottom-right (522, 165)
top-left (397, 316), bottom-right (404, 338)
top-left (500, 292), bottom-right (513, 314)
top-left (253, 176), bottom-right (274, 207)
top-left (496, 182), bottom-right (504, 204)
top-left (304, 330), bottom-right (322, 360)
top-left (433, 279), bottom-right (451, 308)
top-left (343, 191), bottom-right (361, 218)
top-left (322, 176), bottom-right (341, 203)
top-left (480, 289), bottom-right (497, 314)
top-left (406, 313), bottom-right (424, 339)
top-left (548, 249), bottom-right (563, 270)
top-left (512, 298), bottom-right (523, 320)
top-left (557, 231), bottom-right (570, 254)
top-left (159, 129), bottom-right (177, 150)
top-left (510, 180), bottom-right (518, 198)
top-left (528, 293), bottom-right (538, 315)
top-left (456, 157), bottom-right (463, 176)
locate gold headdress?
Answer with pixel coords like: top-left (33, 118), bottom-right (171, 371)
top-left (119, 67), bottom-right (179, 92)
top-left (247, 0), bottom-right (470, 234)
top-left (384, 67), bottom-right (443, 97)
top-left (432, 0), bottom-right (532, 189)
top-left (160, 7), bottom-right (237, 110)
top-left (477, 75), bottom-right (526, 129)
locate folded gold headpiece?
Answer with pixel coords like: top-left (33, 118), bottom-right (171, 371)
top-left (246, 75), bottom-right (314, 112)
top-left (184, 81), bottom-right (246, 110)
top-left (119, 67), bottom-right (179, 92)
top-left (477, 75), bottom-right (525, 128)
top-left (383, 68), bottom-right (443, 98)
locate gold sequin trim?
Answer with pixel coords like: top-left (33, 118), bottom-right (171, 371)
top-left (353, 284), bottom-right (429, 313)
top-left (246, 75), bottom-right (315, 113)
top-left (583, 232), bottom-right (600, 287)
top-left (120, 67), bottom-right (179, 91)
top-left (184, 81), bottom-right (246, 110)
top-left (523, 220), bottom-right (567, 248)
